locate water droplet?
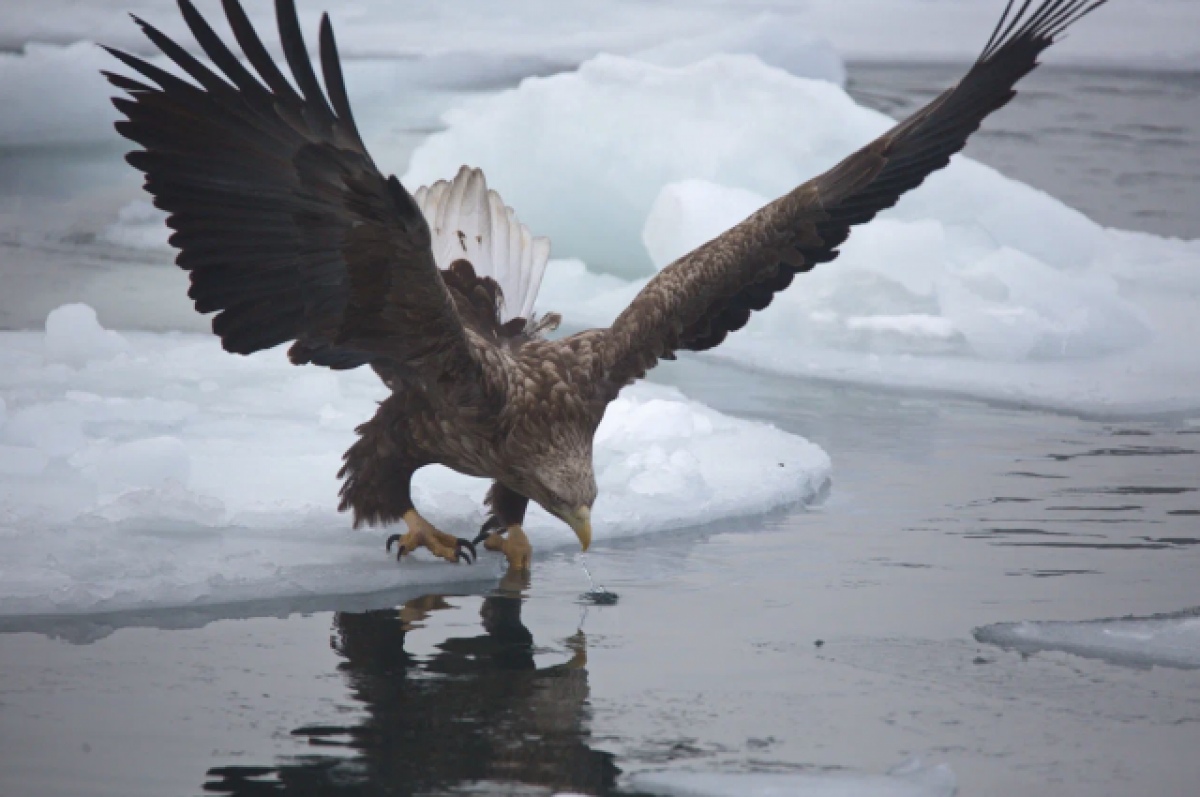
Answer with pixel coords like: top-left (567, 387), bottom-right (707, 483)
top-left (579, 555), bottom-right (618, 605)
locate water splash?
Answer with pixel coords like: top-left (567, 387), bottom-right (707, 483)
top-left (579, 554), bottom-right (619, 605)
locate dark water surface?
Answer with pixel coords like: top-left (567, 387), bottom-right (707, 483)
top-left (848, 64), bottom-right (1200, 240)
top-left (1, 361), bottom-right (1198, 797)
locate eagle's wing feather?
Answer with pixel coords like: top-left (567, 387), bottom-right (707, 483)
top-left (105, 0), bottom-right (484, 388)
top-left (588, 0), bottom-right (1107, 393)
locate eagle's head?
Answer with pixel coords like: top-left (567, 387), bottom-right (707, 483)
top-left (540, 467), bottom-right (596, 552)
top-left (512, 432), bottom-right (597, 551)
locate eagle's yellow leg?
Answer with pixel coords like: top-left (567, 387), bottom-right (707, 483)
top-left (386, 510), bottom-right (475, 564)
top-left (484, 524), bottom-right (533, 570)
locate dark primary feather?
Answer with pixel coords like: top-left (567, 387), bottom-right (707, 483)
top-left (590, 0), bottom-right (1107, 391)
top-left (104, 0), bottom-right (485, 396)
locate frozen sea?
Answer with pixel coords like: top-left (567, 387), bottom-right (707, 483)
top-left (2, 4), bottom-right (1200, 794)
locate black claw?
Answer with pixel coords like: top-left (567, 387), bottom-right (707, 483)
top-left (456, 538), bottom-right (476, 564)
top-left (385, 534), bottom-right (405, 561)
top-left (471, 529), bottom-right (491, 548)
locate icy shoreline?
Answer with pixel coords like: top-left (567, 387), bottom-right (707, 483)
top-left (0, 306), bottom-right (830, 618)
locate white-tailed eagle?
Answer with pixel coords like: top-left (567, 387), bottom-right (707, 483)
top-left (104, 0), bottom-right (1108, 568)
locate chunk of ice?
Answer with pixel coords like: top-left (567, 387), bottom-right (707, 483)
top-left (643, 180), bottom-right (769, 272)
top-left (404, 51), bottom-right (1200, 413)
top-left (632, 15), bottom-right (846, 86)
top-left (975, 609), bottom-right (1200, 671)
top-left (44, 303), bottom-right (129, 368)
top-left (406, 55), bottom-right (872, 277)
top-left (100, 200), bottom-right (172, 251)
top-left (629, 147), bottom-right (1147, 367)
top-left (0, 305), bottom-right (830, 617)
top-left (631, 758), bottom-right (957, 797)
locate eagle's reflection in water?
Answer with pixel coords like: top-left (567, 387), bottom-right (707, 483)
top-left (204, 569), bottom-right (622, 796)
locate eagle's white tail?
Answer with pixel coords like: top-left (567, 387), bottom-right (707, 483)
top-left (414, 166), bottom-right (551, 323)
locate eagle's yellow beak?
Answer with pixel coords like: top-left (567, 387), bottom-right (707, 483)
top-left (562, 505), bottom-right (592, 551)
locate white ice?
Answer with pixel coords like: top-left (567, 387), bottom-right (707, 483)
top-left (631, 16), bottom-right (846, 87)
top-left (630, 759), bottom-right (956, 797)
top-left (0, 306), bottom-right (830, 617)
top-left (403, 54), bottom-right (1200, 414)
top-left (406, 55), bottom-right (871, 277)
top-left (975, 612), bottom-right (1200, 671)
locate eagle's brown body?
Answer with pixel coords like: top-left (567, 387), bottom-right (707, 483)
top-left (104, 0), bottom-right (1109, 567)
top-left (339, 264), bottom-right (608, 538)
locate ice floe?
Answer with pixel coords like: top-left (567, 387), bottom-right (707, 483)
top-left (0, 306), bottom-right (829, 617)
top-left (34, 45), bottom-right (1200, 416)
top-left (406, 53), bottom-right (1200, 414)
top-left (975, 609), bottom-right (1200, 671)
top-left (630, 758), bottom-right (956, 797)
top-left (631, 15), bottom-right (846, 87)
top-left (406, 55), bottom-right (873, 277)
top-left (533, 224), bottom-right (1200, 416)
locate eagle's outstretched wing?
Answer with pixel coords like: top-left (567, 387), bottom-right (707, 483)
top-left (105, 0), bottom-right (485, 389)
top-left (588, 0), bottom-right (1107, 393)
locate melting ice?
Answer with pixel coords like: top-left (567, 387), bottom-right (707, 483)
top-left (976, 610), bottom-right (1200, 671)
top-left (0, 305), bottom-right (830, 617)
top-left (629, 758), bottom-right (957, 797)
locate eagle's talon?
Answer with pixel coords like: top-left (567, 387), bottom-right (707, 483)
top-left (385, 533), bottom-right (402, 553)
top-left (456, 538), bottom-right (476, 564)
top-left (482, 524), bottom-right (533, 570)
top-left (395, 545), bottom-right (406, 561)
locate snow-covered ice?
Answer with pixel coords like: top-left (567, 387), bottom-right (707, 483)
top-left (406, 54), bottom-right (1200, 414)
top-left (406, 55), bottom-right (870, 277)
top-left (0, 306), bottom-right (829, 617)
top-left (43, 304), bottom-right (130, 367)
top-left (975, 610), bottom-right (1200, 671)
top-left (631, 759), bottom-right (956, 797)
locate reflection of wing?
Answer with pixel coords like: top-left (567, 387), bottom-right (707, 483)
top-left (104, 0), bottom-right (484, 387)
top-left (590, 0), bottom-right (1107, 388)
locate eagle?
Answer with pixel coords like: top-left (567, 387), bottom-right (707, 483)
top-left (104, 0), bottom-right (1107, 569)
